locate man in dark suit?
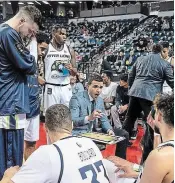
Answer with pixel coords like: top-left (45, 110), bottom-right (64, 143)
top-left (123, 44), bottom-right (174, 162)
top-left (69, 74), bottom-right (129, 159)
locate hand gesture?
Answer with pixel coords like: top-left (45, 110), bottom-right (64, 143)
top-left (88, 110), bottom-right (103, 121)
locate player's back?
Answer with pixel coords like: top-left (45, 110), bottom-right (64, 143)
top-left (55, 136), bottom-right (110, 183)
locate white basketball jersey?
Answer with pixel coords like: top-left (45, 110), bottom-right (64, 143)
top-left (45, 43), bottom-right (71, 85)
top-left (54, 136), bottom-right (110, 183)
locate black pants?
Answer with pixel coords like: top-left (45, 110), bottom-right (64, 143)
top-left (113, 128), bottom-right (129, 160)
top-left (123, 96), bottom-right (153, 162)
top-left (123, 96), bottom-right (152, 136)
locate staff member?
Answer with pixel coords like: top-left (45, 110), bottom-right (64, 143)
top-left (123, 44), bottom-right (174, 162)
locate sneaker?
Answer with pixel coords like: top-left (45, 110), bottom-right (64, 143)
top-left (130, 130), bottom-right (138, 140)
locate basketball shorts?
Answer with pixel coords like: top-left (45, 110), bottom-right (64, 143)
top-left (0, 129), bottom-right (24, 180)
top-left (24, 115), bottom-right (40, 142)
top-left (44, 84), bottom-right (72, 113)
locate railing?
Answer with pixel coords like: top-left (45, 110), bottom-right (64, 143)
top-left (80, 4), bottom-right (141, 18)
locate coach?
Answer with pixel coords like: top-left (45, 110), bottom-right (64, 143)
top-left (69, 74), bottom-right (129, 159)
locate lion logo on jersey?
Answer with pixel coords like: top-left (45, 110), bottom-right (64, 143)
top-left (51, 60), bottom-right (69, 79)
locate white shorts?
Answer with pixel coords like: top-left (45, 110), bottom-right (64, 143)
top-left (44, 84), bottom-right (72, 113)
top-left (24, 115), bottom-right (40, 142)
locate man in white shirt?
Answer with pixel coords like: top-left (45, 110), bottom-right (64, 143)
top-left (1, 104), bottom-right (110, 183)
top-left (101, 71), bottom-right (118, 112)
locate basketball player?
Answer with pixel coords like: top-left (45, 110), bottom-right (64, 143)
top-left (0, 6), bottom-right (41, 180)
top-left (44, 25), bottom-right (77, 111)
top-left (2, 104), bottom-right (110, 183)
top-left (107, 93), bottom-right (174, 183)
top-left (24, 32), bottom-right (50, 160)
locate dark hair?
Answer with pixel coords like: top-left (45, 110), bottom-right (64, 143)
top-left (18, 6), bottom-right (42, 25)
top-left (36, 31), bottom-right (50, 44)
top-left (120, 49), bottom-right (124, 53)
top-left (45, 104), bottom-right (72, 132)
top-left (161, 42), bottom-right (169, 49)
top-left (154, 93), bottom-right (174, 127)
top-left (51, 24), bottom-right (67, 34)
top-left (102, 71), bottom-right (113, 80)
top-left (152, 44), bottom-right (162, 53)
top-left (119, 73), bottom-right (128, 82)
top-left (88, 73), bottom-right (103, 85)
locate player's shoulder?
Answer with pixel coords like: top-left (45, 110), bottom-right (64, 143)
top-left (0, 24), bottom-right (18, 38)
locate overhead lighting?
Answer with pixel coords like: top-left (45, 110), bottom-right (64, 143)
top-left (79, 1), bottom-right (82, 3)
top-left (35, 1), bottom-right (41, 5)
top-left (18, 2), bottom-right (24, 4)
top-left (43, 1), bottom-right (49, 4)
top-left (28, 2), bottom-right (34, 4)
top-left (93, 0), bottom-right (98, 2)
top-left (58, 2), bottom-right (65, 4)
top-left (7, 2), bottom-right (11, 4)
top-left (69, 1), bottom-right (75, 4)
top-left (0, 4), bottom-right (2, 6)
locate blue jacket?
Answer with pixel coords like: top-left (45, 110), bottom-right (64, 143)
top-left (72, 83), bottom-right (84, 95)
top-left (26, 75), bottom-right (40, 119)
top-left (69, 90), bottom-right (112, 134)
top-left (128, 53), bottom-right (174, 101)
top-left (0, 24), bottom-right (36, 115)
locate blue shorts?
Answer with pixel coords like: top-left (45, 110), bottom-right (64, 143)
top-left (0, 129), bottom-right (24, 180)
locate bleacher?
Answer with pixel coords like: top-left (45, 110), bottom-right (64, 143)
top-left (98, 15), bottom-right (174, 78)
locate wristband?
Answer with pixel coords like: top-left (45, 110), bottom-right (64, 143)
top-left (133, 163), bottom-right (142, 172)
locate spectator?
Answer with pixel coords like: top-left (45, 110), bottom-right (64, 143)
top-left (147, 38), bottom-right (154, 52)
top-left (0, 6), bottom-right (41, 179)
top-left (100, 71), bottom-right (117, 111)
top-left (125, 50), bottom-right (137, 67)
top-left (68, 9), bottom-right (74, 18)
top-left (110, 74), bottom-right (129, 129)
top-left (59, 10), bottom-right (64, 17)
top-left (101, 58), bottom-right (112, 72)
top-left (161, 42), bottom-right (174, 66)
top-left (162, 19), bottom-right (170, 30)
top-left (117, 50), bottom-right (125, 65)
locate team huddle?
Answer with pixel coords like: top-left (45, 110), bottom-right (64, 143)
top-left (0, 5), bottom-right (174, 183)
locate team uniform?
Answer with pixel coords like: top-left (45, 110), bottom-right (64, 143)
top-left (44, 43), bottom-right (72, 112)
top-left (0, 24), bottom-right (36, 179)
top-left (11, 136), bottom-right (110, 183)
top-left (25, 38), bottom-right (40, 142)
